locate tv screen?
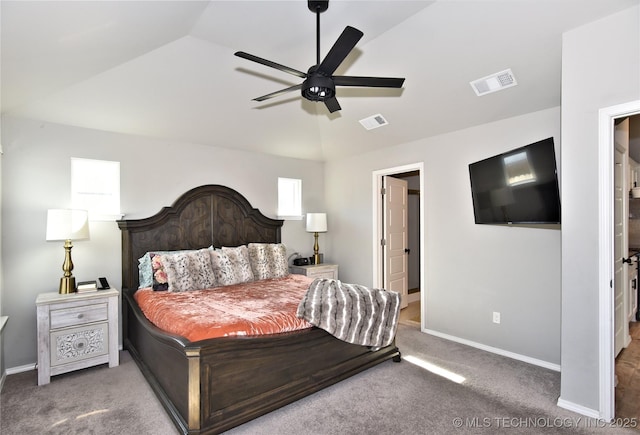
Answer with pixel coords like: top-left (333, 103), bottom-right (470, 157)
top-left (468, 137), bottom-right (561, 224)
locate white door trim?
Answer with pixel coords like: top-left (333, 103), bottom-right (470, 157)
top-left (372, 162), bottom-right (425, 329)
top-left (598, 100), bottom-right (640, 421)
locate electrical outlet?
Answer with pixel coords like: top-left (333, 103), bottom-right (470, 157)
top-left (493, 311), bottom-right (501, 324)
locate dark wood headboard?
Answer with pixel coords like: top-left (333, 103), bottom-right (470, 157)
top-left (117, 185), bottom-right (283, 290)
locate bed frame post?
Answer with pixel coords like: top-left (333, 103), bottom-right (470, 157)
top-left (186, 348), bottom-right (202, 431)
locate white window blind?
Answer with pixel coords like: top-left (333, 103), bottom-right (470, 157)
top-left (277, 177), bottom-right (302, 220)
top-left (71, 158), bottom-right (121, 221)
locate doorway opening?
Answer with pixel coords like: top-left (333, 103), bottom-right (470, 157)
top-left (598, 100), bottom-right (640, 421)
top-left (372, 163), bottom-right (425, 329)
top-left (614, 113), bottom-right (640, 420)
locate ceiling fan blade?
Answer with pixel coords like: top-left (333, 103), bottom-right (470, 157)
top-left (253, 84), bottom-right (303, 102)
top-left (334, 76), bottom-right (405, 88)
top-left (317, 26), bottom-right (363, 76)
top-left (235, 51), bottom-right (307, 79)
top-left (324, 96), bottom-right (341, 113)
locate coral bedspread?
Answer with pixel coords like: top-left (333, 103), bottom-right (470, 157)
top-left (134, 274), bottom-right (314, 342)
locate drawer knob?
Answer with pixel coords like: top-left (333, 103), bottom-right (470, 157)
top-left (77, 314), bottom-right (84, 319)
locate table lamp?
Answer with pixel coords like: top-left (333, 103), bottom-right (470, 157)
top-left (46, 209), bottom-right (90, 294)
top-left (306, 213), bottom-right (327, 265)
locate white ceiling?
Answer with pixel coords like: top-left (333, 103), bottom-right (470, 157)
top-left (2, 0), bottom-right (638, 161)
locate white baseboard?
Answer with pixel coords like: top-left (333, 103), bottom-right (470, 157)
top-left (7, 363), bottom-right (36, 375)
top-left (423, 328), bottom-right (561, 372)
top-left (557, 398), bottom-right (600, 419)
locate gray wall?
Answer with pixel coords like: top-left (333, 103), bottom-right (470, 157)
top-left (325, 107), bottom-right (562, 365)
top-left (0, 140), bottom-right (4, 386)
top-left (1, 116), bottom-right (325, 368)
top-left (560, 5), bottom-right (640, 412)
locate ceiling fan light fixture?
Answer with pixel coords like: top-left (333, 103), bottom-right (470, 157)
top-left (235, 1), bottom-right (405, 112)
top-left (302, 75), bottom-right (335, 101)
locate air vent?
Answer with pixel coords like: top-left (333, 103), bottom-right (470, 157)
top-left (470, 69), bottom-right (517, 96)
top-left (359, 114), bottom-right (389, 130)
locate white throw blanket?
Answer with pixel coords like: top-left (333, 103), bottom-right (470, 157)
top-left (296, 278), bottom-right (400, 348)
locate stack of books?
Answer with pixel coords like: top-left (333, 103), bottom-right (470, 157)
top-left (76, 280), bottom-right (98, 293)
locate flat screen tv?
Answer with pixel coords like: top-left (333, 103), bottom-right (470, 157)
top-left (468, 137), bottom-right (561, 224)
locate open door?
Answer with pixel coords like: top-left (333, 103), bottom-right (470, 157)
top-left (614, 118), bottom-right (630, 356)
top-left (383, 176), bottom-right (409, 308)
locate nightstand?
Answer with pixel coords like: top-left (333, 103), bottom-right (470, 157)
top-left (36, 288), bottom-right (119, 386)
top-left (289, 263), bottom-right (339, 280)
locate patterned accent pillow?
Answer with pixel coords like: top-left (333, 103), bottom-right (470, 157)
top-left (140, 248), bottom-right (211, 289)
top-left (209, 249), bottom-right (247, 286)
top-left (221, 246), bottom-right (254, 283)
top-left (138, 252), bottom-right (154, 288)
top-left (159, 249), bottom-right (216, 292)
top-left (247, 243), bottom-right (289, 280)
top-left (150, 252), bottom-right (169, 291)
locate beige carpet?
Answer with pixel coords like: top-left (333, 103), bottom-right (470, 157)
top-left (0, 351), bottom-right (178, 435)
top-left (2, 325), bottom-right (636, 434)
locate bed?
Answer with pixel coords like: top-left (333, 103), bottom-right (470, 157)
top-left (118, 184), bottom-right (401, 434)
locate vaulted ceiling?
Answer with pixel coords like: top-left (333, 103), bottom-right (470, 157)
top-left (2, 0), bottom-right (637, 161)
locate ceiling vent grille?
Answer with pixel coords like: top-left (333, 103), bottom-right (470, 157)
top-left (470, 69), bottom-right (517, 96)
top-left (359, 114), bottom-right (389, 130)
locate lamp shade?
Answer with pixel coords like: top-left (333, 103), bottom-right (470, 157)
top-left (46, 209), bottom-right (90, 241)
top-left (306, 213), bottom-right (327, 233)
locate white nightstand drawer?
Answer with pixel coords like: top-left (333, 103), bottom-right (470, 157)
top-left (306, 270), bottom-right (337, 279)
top-left (50, 322), bottom-right (109, 366)
top-left (290, 264), bottom-right (339, 280)
top-left (50, 303), bottom-right (108, 329)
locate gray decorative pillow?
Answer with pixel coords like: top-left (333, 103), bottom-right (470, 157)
top-left (221, 245), bottom-right (254, 283)
top-left (159, 249), bottom-right (216, 292)
top-left (138, 252), bottom-right (153, 288)
top-left (210, 249), bottom-right (249, 286)
top-left (247, 243), bottom-right (289, 280)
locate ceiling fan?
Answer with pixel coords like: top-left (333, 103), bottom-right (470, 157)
top-left (234, 0), bottom-right (405, 113)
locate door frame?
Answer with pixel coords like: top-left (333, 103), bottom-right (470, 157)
top-left (598, 100), bottom-right (640, 420)
top-left (372, 162), bottom-right (425, 329)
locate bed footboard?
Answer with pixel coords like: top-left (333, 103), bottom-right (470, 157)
top-left (123, 287), bottom-right (400, 434)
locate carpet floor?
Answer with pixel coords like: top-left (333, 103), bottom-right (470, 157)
top-left (1, 324), bottom-right (638, 434)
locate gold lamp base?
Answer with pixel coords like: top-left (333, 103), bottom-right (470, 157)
top-left (58, 239), bottom-right (77, 294)
top-left (59, 276), bottom-right (76, 294)
top-left (313, 231), bottom-right (322, 265)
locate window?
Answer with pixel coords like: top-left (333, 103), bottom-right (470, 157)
top-left (503, 151), bottom-right (536, 186)
top-left (71, 158), bottom-right (121, 221)
top-left (277, 177), bottom-right (302, 220)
